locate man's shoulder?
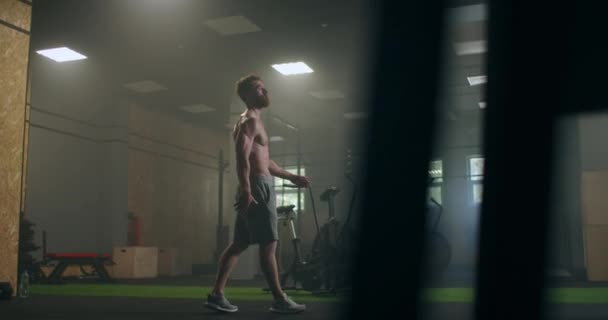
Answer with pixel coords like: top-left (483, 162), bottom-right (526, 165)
top-left (240, 115), bottom-right (260, 124)
top-left (236, 116), bottom-right (261, 135)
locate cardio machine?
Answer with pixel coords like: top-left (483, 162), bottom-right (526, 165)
top-left (272, 179), bottom-right (355, 294)
top-left (273, 203), bottom-right (324, 291)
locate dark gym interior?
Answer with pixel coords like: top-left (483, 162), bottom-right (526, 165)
top-left (1, 0), bottom-right (607, 319)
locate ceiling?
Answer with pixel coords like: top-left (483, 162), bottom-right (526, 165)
top-left (29, 0), bottom-right (487, 152)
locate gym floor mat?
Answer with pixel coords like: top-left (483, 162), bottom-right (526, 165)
top-left (29, 284), bottom-right (608, 304)
top-left (3, 293), bottom-right (608, 320)
top-left (30, 284), bottom-right (347, 302)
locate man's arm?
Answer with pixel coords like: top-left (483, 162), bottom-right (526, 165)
top-left (270, 160), bottom-right (311, 188)
top-left (269, 160), bottom-right (296, 180)
top-left (235, 118), bottom-right (258, 194)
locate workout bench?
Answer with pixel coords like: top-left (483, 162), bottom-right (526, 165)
top-left (42, 253), bottom-right (114, 283)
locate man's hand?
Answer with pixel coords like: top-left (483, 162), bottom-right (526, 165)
top-left (289, 175), bottom-right (310, 188)
top-left (234, 191), bottom-right (258, 214)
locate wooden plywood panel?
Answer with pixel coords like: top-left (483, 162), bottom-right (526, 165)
top-left (128, 105), bottom-right (230, 268)
top-left (0, 22), bottom-right (29, 294)
top-left (158, 247), bottom-right (178, 276)
top-left (0, 0), bottom-right (31, 32)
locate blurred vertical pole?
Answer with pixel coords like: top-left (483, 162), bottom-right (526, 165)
top-left (216, 149), bottom-right (228, 262)
top-left (42, 230), bottom-right (47, 262)
top-left (218, 149), bottom-right (224, 228)
top-left (473, 0), bottom-right (568, 319)
top-left (344, 0), bottom-right (445, 319)
top-left (296, 128), bottom-right (302, 235)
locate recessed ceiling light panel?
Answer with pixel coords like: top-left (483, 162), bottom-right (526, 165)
top-left (309, 90), bottom-right (345, 100)
top-left (344, 112), bottom-right (368, 120)
top-left (448, 4), bottom-right (488, 22)
top-left (36, 47), bottom-right (87, 62)
top-left (453, 40), bottom-right (487, 55)
top-left (271, 62), bottom-right (314, 75)
top-left (179, 104), bottom-right (215, 113)
top-left (204, 15), bottom-right (261, 36)
top-left (123, 81), bottom-right (168, 93)
top-left (467, 75), bottom-right (487, 86)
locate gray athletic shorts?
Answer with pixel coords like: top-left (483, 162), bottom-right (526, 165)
top-left (234, 175), bottom-right (278, 245)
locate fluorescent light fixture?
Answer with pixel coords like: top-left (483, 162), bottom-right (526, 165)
top-left (309, 90), bottom-right (345, 100)
top-left (270, 136), bottom-right (284, 142)
top-left (467, 75), bottom-right (487, 86)
top-left (123, 81), bottom-right (168, 93)
top-left (344, 112), bottom-right (368, 120)
top-left (478, 102), bottom-right (486, 109)
top-left (204, 15), bottom-right (261, 36)
top-left (271, 62), bottom-right (314, 76)
top-left (179, 104), bottom-right (215, 113)
top-left (448, 4), bottom-right (487, 23)
top-left (36, 47), bottom-right (87, 62)
top-left (453, 40), bottom-right (487, 55)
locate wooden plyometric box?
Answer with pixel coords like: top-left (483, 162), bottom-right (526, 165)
top-left (581, 171), bottom-right (608, 225)
top-left (158, 247), bottom-right (178, 276)
top-left (112, 246), bottom-right (158, 279)
top-left (585, 225), bottom-right (608, 281)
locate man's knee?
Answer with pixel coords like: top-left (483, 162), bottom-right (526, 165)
top-left (230, 240), bottom-right (249, 254)
top-left (259, 239), bottom-right (278, 257)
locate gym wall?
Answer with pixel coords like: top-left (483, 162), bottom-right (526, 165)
top-left (25, 56), bottom-right (130, 257)
top-left (548, 117), bottom-right (584, 278)
top-left (438, 145), bottom-right (482, 270)
top-left (26, 99), bottom-right (232, 274)
top-left (575, 113), bottom-right (608, 280)
top-left (128, 104), bottom-right (232, 273)
top-left (434, 114), bottom-right (583, 275)
top-left (543, 113), bottom-right (608, 280)
top-left (0, 0), bottom-right (32, 294)
top-left (431, 107), bottom-right (484, 271)
top-left (542, 112), bottom-right (608, 281)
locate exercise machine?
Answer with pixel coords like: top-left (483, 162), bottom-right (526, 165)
top-left (275, 204), bottom-right (323, 291)
top-left (425, 196), bottom-right (452, 274)
top-left (309, 182), bottom-right (358, 295)
top-left (267, 148), bottom-right (359, 294)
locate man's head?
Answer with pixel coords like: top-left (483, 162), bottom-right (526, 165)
top-left (236, 74), bottom-right (270, 109)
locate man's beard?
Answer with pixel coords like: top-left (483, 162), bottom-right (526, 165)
top-left (254, 94), bottom-right (270, 108)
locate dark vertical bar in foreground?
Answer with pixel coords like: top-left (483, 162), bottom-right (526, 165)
top-left (344, 0), bottom-right (445, 319)
top-left (474, 1), bottom-right (568, 319)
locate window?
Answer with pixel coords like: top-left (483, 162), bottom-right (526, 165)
top-left (428, 160), bottom-right (443, 204)
top-left (468, 155), bottom-right (484, 204)
top-left (473, 183), bottom-right (483, 204)
top-left (274, 166), bottom-right (305, 211)
top-left (469, 156), bottom-right (484, 181)
top-left (429, 160), bottom-right (443, 183)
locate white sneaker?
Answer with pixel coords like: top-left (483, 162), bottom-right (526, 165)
top-left (205, 293), bottom-right (238, 313)
top-left (270, 293), bottom-right (306, 314)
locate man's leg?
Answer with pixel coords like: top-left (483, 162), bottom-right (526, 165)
top-left (259, 239), bottom-right (284, 300)
top-left (212, 241), bottom-right (248, 296)
top-left (260, 239), bottom-right (306, 313)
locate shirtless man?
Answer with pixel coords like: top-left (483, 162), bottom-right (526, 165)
top-left (205, 74), bottom-right (309, 314)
